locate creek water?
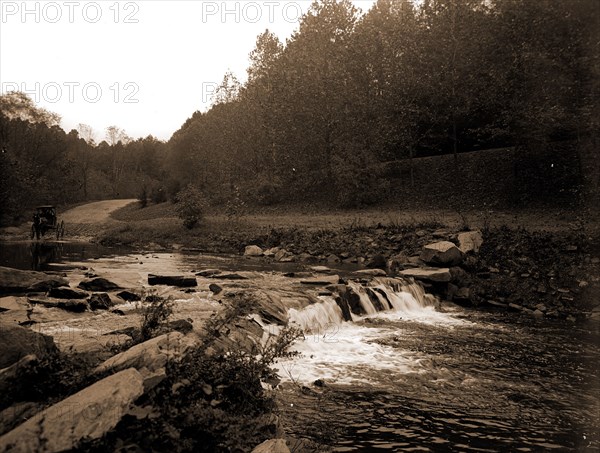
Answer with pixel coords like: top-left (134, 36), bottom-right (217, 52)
top-left (0, 242), bottom-right (598, 451)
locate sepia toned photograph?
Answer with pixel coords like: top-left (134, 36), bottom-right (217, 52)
top-left (0, 0), bottom-right (598, 451)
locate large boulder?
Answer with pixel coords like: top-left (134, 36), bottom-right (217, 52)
top-left (0, 267), bottom-right (67, 295)
top-left (420, 241), bottom-right (463, 266)
top-left (148, 274), bottom-right (197, 287)
top-left (94, 332), bottom-right (196, 389)
top-left (252, 439), bottom-right (290, 453)
top-left (47, 286), bottom-right (88, 300)
top-left (399, 268), bottom-right (452, 283)
top-left (0, 322), bottom-right (59, 369)
top-left (77, 277), bottom-right (121, 292)
top-left (244, 245), bottom-right (264, 257)
top-left (27, 297), bottom-right (88, 313)
top-left (0, 368), bottom-right (144, 453)
top-left (88, 293), bottom-right (114, 310)
top-left (457, 231), bottom-right (483, 254)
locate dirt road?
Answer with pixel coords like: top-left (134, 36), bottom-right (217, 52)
top-left (60, 199), bottom-right (136, 224)
top-left (57, 199), bottom-right (136, 240)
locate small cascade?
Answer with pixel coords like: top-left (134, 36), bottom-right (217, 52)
top-left (276, 277), bottom-right (466, 386)
top-left (287, 296), bottom-right (344, 334)
top-left (345, 281), bottom-right (378, 315)
top-left (285, 277), bottom-right (443, 335)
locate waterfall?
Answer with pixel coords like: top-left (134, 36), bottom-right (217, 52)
top-left (288, 296), bottom-right (344, 334)
top-left (286, 277), bottom-right (439, 333)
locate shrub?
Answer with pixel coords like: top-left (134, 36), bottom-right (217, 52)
top-left (151, 186), bottom-right (167, 204)
top-left (138, 293), bottom-right (174, 342)
top-left (174, 184), bottom-right (207, 229)
top-left (225, 185), bottom-right (247, 220)
top-left (138, 186), bottom-right (148, 208)
top-left (80, 293), bottom-right (302, 452)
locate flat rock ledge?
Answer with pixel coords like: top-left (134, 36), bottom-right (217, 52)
top-left (0, 266), bottom-right (68, 295)
top-left (399, 267), bottom-right (452, 282)
top-left (0, 368), bottom-right (144, 453)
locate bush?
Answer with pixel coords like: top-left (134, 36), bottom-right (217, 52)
top-left (138, 186), bottom-right (148, 208)
top-left (174, 184), bottom-right (207, 229)
top-left (139, 293), bottom-right (174, 342)
top-left (151, 186), bottom-right (167, 204)
top-left (79, 293), bottom-right (302, 452)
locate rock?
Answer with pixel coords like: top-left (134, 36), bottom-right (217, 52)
top-left (300, 275), bottom-right (340, 286)
top-left (0, 368), bottom-right (144, 453)
top-left (399, 268), bottom-right (452, 283)
top-left (0, 266), bottom-right (68, 295)
top-left (355, 269), bottom-right (387, 276)
top-left (56, 300), bottom-right (88, 312)
top-left (283, 272), bottom-right (313, 278)
top-left (244, 245), bottom-right (264, 256)
top-left (298, 253), bottom-right (318, 264)
top-left (88, 293), bottom-right (113, 310)
top-left (326, 254), bottom-right (341, 264)
top-left (420, 241), bottom-right (463, 266)
top-left (166, 319), bottom-right (194, 334)
top-left (457, 231), bottom-right (483, 254)
top-left (486, 300), bottom-right (508, 308)
top-left (310, 266), bottom-right (332, 273)
top-left (263, 247), bottom-right (280, 257)
top-left (0, 296), bottom-right (29, 312)
top-left (0, 322), bottom-right (59, 369)
top-left (77, 277), bottom-right (121, 292)
top-left (366, 254), bottom-right (387, 270)
top-left (327, 285), bottom-right (353, 321)
top-left (47, 286), bottom-right (88, 300)
top-left (453, 287), bottom-right (471, 303)
top-left (0, 355), bottom-right (41, 399)
top-left (450, 267), bottom-right (469, 286)
top-left (116, 290), bottom-right (141, 302)
top-left (209, 273), bottom-right (247, 280)
top-left (274, 249), bottom-right (293, 262)
top-left (432, 229), bottom-right (449, 238)
top-left (148, 274), bottom-right (197, 287)
top-left (251, 439), bottom-right (290, 453)
top-left (209, 283), bottom-right (223, 294)
top-left (532, 309), bottom-right (545, 317)
top-left (0, 402), bottom-right (40, 437)
top-left (94, 332), bottom-right (195, 389)
top-left (195, 269), bottom-right (221, 277)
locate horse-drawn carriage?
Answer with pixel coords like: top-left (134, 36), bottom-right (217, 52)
top-left (31, 206), bottom-right (65, 240)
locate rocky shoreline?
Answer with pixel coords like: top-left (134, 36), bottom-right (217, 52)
top-left (0, 221), bottom-right (598, 452)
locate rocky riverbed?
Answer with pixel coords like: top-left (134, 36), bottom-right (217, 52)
top-left (0, 221), bottom-right (598, 452)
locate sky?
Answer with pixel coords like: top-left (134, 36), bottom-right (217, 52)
top-left (0, 0), bottom-right (377, 142)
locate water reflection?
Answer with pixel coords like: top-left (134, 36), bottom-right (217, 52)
top-left (29, 241), bottom-right (63, 270)
top-left (0, 241), bottom-right (128, 271)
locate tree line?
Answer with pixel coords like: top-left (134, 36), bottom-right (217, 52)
top-left (0, 92), bottom-right (168, 223)
top-left (168, 0), bottom-right (598, 207)
top-left (1, 0), bottom-right (598, 223)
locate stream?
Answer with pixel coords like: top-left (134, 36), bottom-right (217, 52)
top-left (0, 241), bottom-right (598, 451)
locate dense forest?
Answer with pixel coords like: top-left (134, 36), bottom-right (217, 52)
top-left (1, 0), bottom-right (598, 223)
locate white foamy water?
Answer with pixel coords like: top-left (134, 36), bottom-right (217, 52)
top-left (276, 280), bottom-right (468, 385)
top-left (276, 322), bottom-right (425, 385)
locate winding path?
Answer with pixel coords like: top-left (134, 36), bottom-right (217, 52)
top-left (60, 199), bottom-right (136, 224)
top-left (59, 199), bottom-right (136, 240)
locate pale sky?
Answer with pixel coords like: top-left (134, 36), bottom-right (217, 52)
top-left (0, 0), bottom-right (376, 142)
